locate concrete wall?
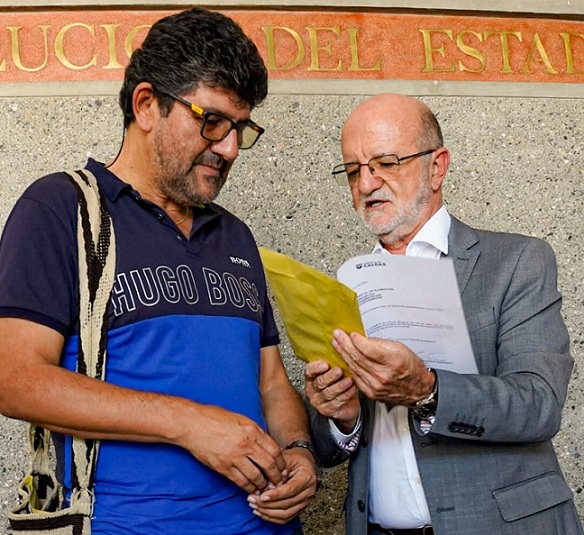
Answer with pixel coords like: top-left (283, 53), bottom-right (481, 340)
top-left (0, 92), bottom-right (583, 534)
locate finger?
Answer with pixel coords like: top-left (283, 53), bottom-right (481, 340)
top-left (332, 328), bottom-right (353, 348)
top-left (306, 366), bottom-right (345, 405)
top-left (256, 481), bottom-right (312, 509)
top-left (244, 456), bottom-right (269, 491)
top-left (262, 439), bottom-right (289, 477)
top-left (336, 352), bottom-right (376, 397)
top-left (313, 366), bottom-right (344, 391)
top-left (229, 464), bottom-right (263, 494)
top-left (305, 360), bottom-right (330, 380)
top-left (248, 483), bottom-right (313, 521)
top-left (250, 497), bottom-right (311, 523)
top-left (334, 332), bottom-right (387, 380)
top-left (326, 384), bottom-right (358, 407)
top-left (247, 442), bottom-right (288, 486)
top-left (332, 329), bottom-right (362, 363)
top-left (348, 330), bottom-right (368, 346)
top-left (255, 473), bottom-right (304, 504)
top-left (319, 375), bottom-right (355, 402)
top-left (350, 332), bottom-right (389, 364)
top-left (254, 455), bottom-right (316, 504)
top-left (250, 506), bottom-right (288, 525)
top-left (333, 337), bottom-right (366, 375)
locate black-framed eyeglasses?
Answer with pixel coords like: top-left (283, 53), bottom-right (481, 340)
top-left (157, 90), bottom-right (265, 150)
top-left (332, 149), bottom-right (439, 185)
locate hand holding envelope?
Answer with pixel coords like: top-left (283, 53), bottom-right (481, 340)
top-left (259, 247), bottom-right (365, 375)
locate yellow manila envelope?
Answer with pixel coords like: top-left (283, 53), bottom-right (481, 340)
top-left (259, 247), bottom-right (365, 374)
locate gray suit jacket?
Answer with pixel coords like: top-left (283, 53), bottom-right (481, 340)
top-left (310, 217), bottom-right (583, 535)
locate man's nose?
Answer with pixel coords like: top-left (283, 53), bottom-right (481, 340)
top-left (212, 128), bottom-right (239, 161)
top-left (355, 164), bottom-right (382, 194)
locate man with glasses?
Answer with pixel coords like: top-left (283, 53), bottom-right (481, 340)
top-left (0, 8), bottom-right (316, 534)
top-left (305, 94), bottom-right (582, 535)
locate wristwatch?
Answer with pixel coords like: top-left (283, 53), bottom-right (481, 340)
top-left (284, 440), bottom-right (317, 460)
top-left (411, 368), bottom-right (438, 420)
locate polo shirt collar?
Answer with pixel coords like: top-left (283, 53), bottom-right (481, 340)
top-left (85, 158), bottom-right (131, 202)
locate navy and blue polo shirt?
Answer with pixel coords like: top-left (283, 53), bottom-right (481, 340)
top-left (0, 159), bottom-right (299, 535)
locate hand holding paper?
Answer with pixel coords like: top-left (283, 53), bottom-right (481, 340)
top-left (337, 254), bottom-right (477, 374)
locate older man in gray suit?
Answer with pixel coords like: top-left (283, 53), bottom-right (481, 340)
top-left (305, 94), bottom-right (583, 535)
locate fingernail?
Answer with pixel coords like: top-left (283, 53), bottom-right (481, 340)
top-left (247, 496), bottom-right (256, 504)
top-left (252, 510), bottom-right (261, 517)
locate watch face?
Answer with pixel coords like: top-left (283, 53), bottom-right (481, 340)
top-left (415, 404), bottom-right (437, 419)
top-left (413, 394), bottom-right (437, 419)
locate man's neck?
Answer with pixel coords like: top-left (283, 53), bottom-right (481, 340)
top-left (379, 220), bottom-right (428, 255)
top-left (107, 136), bottom-right (174, 210)
top-left (380, 240), bottom-right (408, 255)
top-left (378, 203), bottom-right (445, 255)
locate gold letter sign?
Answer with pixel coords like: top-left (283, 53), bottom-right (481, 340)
top-left (0, 8), bottom-right (583, 96)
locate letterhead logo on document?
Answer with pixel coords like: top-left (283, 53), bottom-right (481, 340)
top-left (356, 261), bottom-right (386, 269)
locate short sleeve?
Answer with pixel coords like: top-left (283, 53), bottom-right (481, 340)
top-left (0, 176), bottom-right (78, 335)
top-left (260, 291), bottom-right (280, 348)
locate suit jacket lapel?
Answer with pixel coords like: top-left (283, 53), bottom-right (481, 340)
top-left (447, 216), bottom-right (481, 295)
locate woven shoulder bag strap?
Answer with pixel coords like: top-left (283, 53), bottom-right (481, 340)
top-left (64, 168), bottom-right (116, 511)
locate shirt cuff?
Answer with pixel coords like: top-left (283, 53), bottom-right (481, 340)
top-left (329, 410), bottom-right (362, 452)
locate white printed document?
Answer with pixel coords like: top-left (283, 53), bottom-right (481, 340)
top-left (337, 254), bottom-right (478, 374)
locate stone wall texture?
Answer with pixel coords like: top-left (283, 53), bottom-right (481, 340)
top-left (0, 95), bottom-right (583, 533)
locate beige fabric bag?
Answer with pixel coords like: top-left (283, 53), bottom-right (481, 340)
top-left (9, 169), bottom-right (116, 535)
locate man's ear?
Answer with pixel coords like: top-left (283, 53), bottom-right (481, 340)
top-left (132, 82), bottom-right (159, 133)
top-left (430, 147), bottom-right (450, 191)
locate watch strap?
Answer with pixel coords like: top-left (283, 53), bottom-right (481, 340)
top-left (411, 368), bottom-right (438, 420)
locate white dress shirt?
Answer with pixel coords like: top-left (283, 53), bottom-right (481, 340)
top-left (332, 206), bottom-right (451, 529)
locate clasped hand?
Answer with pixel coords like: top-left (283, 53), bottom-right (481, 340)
top-left (182, 404), bottom-right (317, 524)
top-left (247, 447), bottom-right (318, 524)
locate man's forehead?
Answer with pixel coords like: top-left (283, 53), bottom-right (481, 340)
top-left (184, 83), bottom-right (243, 104)
top-left (341, 118), bottom-right (415, 159)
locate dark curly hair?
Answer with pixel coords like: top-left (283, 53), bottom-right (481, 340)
top-left (119, 7), bottom-right (268, 128)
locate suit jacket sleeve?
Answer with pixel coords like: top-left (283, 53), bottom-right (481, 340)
top-left (429, 232), bottom-right (573, 443)
top-left (306, 397), bottom-right (356, 468)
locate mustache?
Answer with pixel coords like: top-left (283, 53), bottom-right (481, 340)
top-left (193, 153), bottom-right (225, 170)
top-left (362, 190), bottom-right (394, 204)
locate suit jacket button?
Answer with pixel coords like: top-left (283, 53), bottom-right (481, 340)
top-left (358, 500), bottom-right (366, 512)
top-left (477, 427), bottom-right (485, 437)
top-left (448, 422), bottom-right (460, 433)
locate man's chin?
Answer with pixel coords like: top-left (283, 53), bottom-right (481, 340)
top-left (190, 190), bottom-right (219, 205)
top-left (363, 214), bottom-right (398, 237)
top-left (188, 176), bottom-right (226, 205)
